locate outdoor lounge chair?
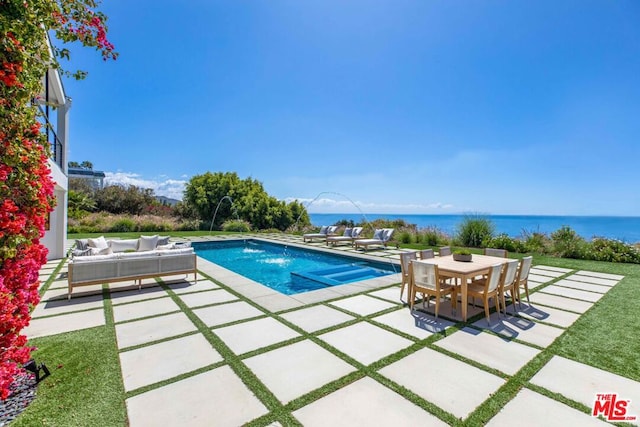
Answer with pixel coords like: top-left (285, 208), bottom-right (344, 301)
top-left (353, 228), bottom-right (394, 251)
top-left (303, 225), bottom-right (338, 242)
top-left (326, 227), bottom-right (363, 246)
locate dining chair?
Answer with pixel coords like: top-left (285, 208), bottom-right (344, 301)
top-left (419, 249), bottom-right (435, 259)
top-left (499, 259), bottom-right (520, 315)
top-left (516, 256), bottom-right (534, 307)
top-left (399, 251), bottom-right (418, 301)
top-left (409, 260), bottom-right (456, 318)
top-left (484, 247), bottom-right (508, 258)
top-left (468, 263), bottom-right (503, 325)
top-left (439, 246), bottom-right (452, 257)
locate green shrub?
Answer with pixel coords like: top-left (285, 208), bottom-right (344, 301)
top-left (398, 231), bottom-right (412, 244)
top-left (483, 233), bottom-right (526, 253)
top-left (222, 220), bottom-right (251, 232)
top-left (421, 226), bottom-right (448, 246)
top-left (585, 238), bottom-right (640, 264)
top-left (109, 218), bottom-right (136, 232)
top-left (521, 230), bottom-right (550, 254)
top-left (456, 215), bottom-right (495, 248)
top-left (551, 226), bottom-right (586, 259)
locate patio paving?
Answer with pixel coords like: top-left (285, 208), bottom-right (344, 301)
top-left (126, 366), bottom-right (268, 427)
top-left (575, 270), bottom-right (624, 280)
top-left (213, 316), bottom-right (300, 355)
top-left (531, 356), bottom-right (640, 422)
top-left (292, 376), bottom-right (448, 426)
top-left (279, 304), bottom-right (355, 332)
top-left (434, 327), bottom-right (541, 375)
top-left (328, 294), bottom-right (398, 316)
top-left (379, 347), bottom-right (505, 419)
top-left (486, 388), bottom-right (611, 426)
top-left (115, 311), bottom-right (197, 349)
top-left (318, 321), bottom-right (413, 365)
top-left (243, 340), bottom-right (356, 404)
top-left (26, 247), bottom-right (637, 426)
top-left (119, 333), bottom-right (222, 392)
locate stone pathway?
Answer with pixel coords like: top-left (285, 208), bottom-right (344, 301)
top-left (24, 238), bottom-right (640, 426)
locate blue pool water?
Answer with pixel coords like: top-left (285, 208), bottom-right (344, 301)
top-left (194, 240), bottom-right (398, 295)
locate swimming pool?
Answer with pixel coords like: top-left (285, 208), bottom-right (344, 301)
top-left (193, 239), bottom-right (398, 295)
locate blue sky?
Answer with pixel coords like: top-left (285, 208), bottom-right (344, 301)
top-left (62, 1), bottom-right (640, 216)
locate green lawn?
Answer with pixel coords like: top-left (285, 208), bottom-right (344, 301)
top-left (14, 234), bottom-right (640, 426)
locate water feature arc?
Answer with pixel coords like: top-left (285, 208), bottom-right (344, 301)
top-left (209, 195), bottom-right (241, 234)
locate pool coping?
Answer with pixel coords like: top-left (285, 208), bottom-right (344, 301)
top-left (192, 236), bottom-right (402, 313)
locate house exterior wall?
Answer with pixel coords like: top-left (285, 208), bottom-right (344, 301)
top-left (41, 54), bottom-right (70, 260)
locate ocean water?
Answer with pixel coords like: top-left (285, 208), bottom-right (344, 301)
top-left (309, 214), bottom-right (640, 243)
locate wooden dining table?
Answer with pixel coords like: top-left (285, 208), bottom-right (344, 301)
top-left (415, 254), bottom-right (510, 322)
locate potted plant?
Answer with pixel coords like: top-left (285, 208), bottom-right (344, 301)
top-left (453, 249), bottom-right (472, 262)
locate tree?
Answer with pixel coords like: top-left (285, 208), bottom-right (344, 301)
top-left (94, 184), bottom-right (156, 215)
top-left (0, 0), bottom-right (116, 398)
top-left (183, 172), bottom-right (311, 231)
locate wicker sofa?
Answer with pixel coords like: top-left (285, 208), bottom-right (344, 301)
top-left (67, 236), bottom-right (197, 299)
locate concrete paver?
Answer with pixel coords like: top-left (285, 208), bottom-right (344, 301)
top-left (109, 286), bottom-right (167, 305)
top-left (539, 285), bottom-right (604, 303)
top-left (487, 388), bottom-right (611, 426)
top-left (293, 376), bottom-right (448, 426)
top-left (329, 294), bottom-right (398, 316)
top-left (534, 265), bottom-right (573, 273)
top-left (529, 292), bottom-right (593, 313)
top-left (25, 309), bottom-right (105, 338)
top-left (214, 317), bottom-right (300, 355)
top-left (554, 279), bottom-right (611, 294)
top-left (435, 327), bottom-right (541, 375)
top-left (379, 347), bottom-right (505, 419)
top-left (126, 366), bottom-right (268, 426)
top-left (115, 312), bottom-right (197, 349)
top-left (194, 301), bottom-right (264, 327)
top-left (244, 340), bottom-right (356, 404)
top-left (530, 268), bottom-right (565, 278)
top-left (531, 356), bottom-right (640, 422)
top-left (515, 302), bottom-right (581, 328)
top-left (112, 296), bottom-right (180, 323)
top-left (169, 279), bottom-right (221, 294)
top-left (472, 313), bottom-right (565, 348)
top-left (280, 305), bottom-right (355, 333)
top-left (565, 274), bottom-right (620, 287)
top-left (31, 293), bottom-right (104, 318)
top-left (178, 289), bottom-right (238, 308)
top-left (372, 308), bottom-right (453, 339)
top-left (119, 333), bottom-right (222, 392)
top-left (575, 270), bottom-right (624, 281)
top-left (252, 293), bottom-right (305, 312)
top-left (318, 321), bottom-right (413, 365)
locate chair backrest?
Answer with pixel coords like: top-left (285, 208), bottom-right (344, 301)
top-left (502, 259), bottom-right (519, 288)
top-left (400, 251), bottom-right (417, 276)
top-left (419, 249), bottom-right (435, 259)
top-left (484, 248), bottom-right (508, 258)
top-left (486, 264), bottom-right (503, 292)
top-left (439, 246), bottom-right (452, 256)
top-left (410, 260), bottom-right (439, 290)
top-left (382, 228), bottom-right (395, 242)
top-left (351, 227), bottom-right (363, 238)
top-left (517, 256), bottom-right (533, 282)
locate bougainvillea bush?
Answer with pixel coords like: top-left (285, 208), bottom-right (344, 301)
top-left (0, 0), bottom-right (115, 399)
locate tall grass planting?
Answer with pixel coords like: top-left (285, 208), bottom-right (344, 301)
top-left (68, 213), bottom-right (197, 234)
top-left (456, 215), bottom-right (495, 247)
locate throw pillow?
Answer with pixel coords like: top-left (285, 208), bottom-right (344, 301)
top-left (138, 235), bottom-right (159, 251)
top-left (319, 226), bottom-right (328, 234)
top-left (87, 236), bottom-right (108, 249)
top-left (157, 243), bottom-right (176, 250)
top-left (157, 236), bottom-right (171, 246)
top-left (72, 248), bottom-right (91, 257)
top-left (373, 229), bottom-right (384, 240)
top-left (75, 239), bottom-right (89, 250)
top-left (343, 227), bottom-right (352, 237)
top-left (90, 247), bottom-right (113, 256)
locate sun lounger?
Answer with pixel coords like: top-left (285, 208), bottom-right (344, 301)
top-left (326, 227), bottom-right (364, 246)
top-left (303, 225), bottom-right (339, 242)
top-left (354, 228), bottom-right (395, 250)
